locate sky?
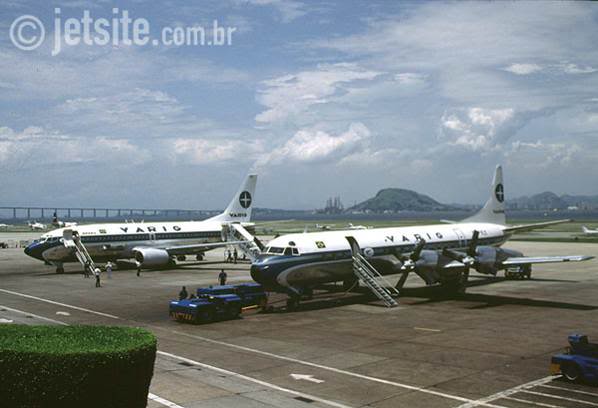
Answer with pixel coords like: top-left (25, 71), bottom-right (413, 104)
top-left (1, 0), bottom-right (598, 210)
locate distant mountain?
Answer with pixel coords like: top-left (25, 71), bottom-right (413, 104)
top-left (507, 192), bottom-right (598, 210)
top-left (348, 188), bottom-right (456, 213)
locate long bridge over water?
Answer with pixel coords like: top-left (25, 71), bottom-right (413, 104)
top-left (0, 206), bottom-right (220, 221)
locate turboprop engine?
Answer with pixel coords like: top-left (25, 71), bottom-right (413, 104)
top-left (133, 247), bottom-right (171, 268)
top-left (470, 246), bottom-right (523, 275)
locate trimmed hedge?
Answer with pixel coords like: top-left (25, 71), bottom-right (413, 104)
top-left (0, 325), bottom-right (157, 408)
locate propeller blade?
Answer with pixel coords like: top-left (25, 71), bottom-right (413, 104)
top-left (410, 239), bottom-right (426, 262)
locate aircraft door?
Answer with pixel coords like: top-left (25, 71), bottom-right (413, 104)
top-left (452, 228), bottom-right (467, 248)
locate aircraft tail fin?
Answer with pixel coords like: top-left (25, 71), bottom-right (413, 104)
top-left (462, 165), bottom-right (506, 225)
top-left (208, 174), bottom-right (257, 223)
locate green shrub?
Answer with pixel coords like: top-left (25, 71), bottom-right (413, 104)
top-left (0, 325), bottom-right (157, 408)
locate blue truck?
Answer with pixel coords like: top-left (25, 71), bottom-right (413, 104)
top-left (551, 334), bottom-right (598, 383)
top-left (169, 283), bottom-right (267, 324)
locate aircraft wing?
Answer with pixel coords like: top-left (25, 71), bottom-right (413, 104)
top-left (502, 255), bottom-right (594, 266)
top-left (165, 240), bottom-right (246, 256)
top-left (502, 219), bottom-right (572, 233)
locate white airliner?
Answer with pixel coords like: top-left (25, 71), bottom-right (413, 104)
top-left (28, 221), bottom-right (46, 230)
top-left (582, 226), bottom-right (598, 236)
top-left (25, 174), bottom-right (258, 274)
top-left (348, 223), bottom-right (370, 230)
top-left (52, 212), bottom-right (77, 228)
top-left (250, 166), bottom-right (594, 306)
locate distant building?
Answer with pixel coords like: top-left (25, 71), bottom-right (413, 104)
top-left (319, 196), bottom-right (344, 214)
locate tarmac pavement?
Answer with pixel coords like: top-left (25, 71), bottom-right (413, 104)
top-left (1, 240), bottom-right (597, 407)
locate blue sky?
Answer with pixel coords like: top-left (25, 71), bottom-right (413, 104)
top-left (1, 1), bottom-right (598, 209)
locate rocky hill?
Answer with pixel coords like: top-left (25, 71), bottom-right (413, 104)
top-left (348, 188), bottom-right (456, 213)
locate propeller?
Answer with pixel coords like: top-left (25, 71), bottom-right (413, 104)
top-left (401, 238), bottom-right (426, 271)
top-left (396, 238), bottom-right (426, 290)
top-left (440, 230), bottom-right (481, 292)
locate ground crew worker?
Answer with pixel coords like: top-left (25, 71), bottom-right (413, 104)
top-left (179, 286), bottom-right (188, 300)
top-left (105, 261), bottom-right (113, 279)
top-left (136, 262), bottom-right (141, 277)
top-left (233, 248), bottom-right (238, 264)
top-left (226, 249), bottom-right (233, 263)
top-left (84, 261), bottom-right (91, 278)
top-left (219, 269), bottom-right (227, 286)
top-left (94, 268), bottom-right (101, 287)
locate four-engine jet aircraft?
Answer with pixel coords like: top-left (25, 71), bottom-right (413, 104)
top-left (582, 226), bottom-right (598, 236)
top-left (25, 174), bottom-right (257, 274)
top-left (250, 166), bottom-right (594, 306)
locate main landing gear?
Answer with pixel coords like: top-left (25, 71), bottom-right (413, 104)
top-left (505, 265), bottom-right (532, 280)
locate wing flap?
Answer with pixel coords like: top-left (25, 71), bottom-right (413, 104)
top-left (502, 255), bottom-right (594, 265)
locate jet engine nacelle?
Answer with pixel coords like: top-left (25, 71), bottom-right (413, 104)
top-left (134, 247), bottom-right (171, 268)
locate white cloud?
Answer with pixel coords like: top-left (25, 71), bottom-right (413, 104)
top-left (0, 126), bottom-right (149, 170)
top-left (172, 138), bottom-right (263, 165)
top-left (561, 63), bottom-right (597, 74)
top-left (507, 140), bottom-right (580, 167)
top-left (244, 0), bottom-right (307, 22)
top-left (255, 63), bottom-right (381, 124)
top-left (394, 72), bottom-right (427, 85)
top-left (440, 108), bottom-right (515, 152)
top-left (503, 63), bottom-right (542, 75)
top-left (261, 122), bottom-right (371, 165)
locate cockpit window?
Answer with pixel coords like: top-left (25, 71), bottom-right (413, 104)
top-left (265, 246), bottom-right (301, 255)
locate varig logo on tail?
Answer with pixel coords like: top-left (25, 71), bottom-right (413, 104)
top-left (239, 191), bottom-right (252, 208)
top-left (495, 183), bottom-right (504, 203)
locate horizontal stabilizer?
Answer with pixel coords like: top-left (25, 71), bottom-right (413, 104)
top-left (439, 219), bottom-right (457, 224)
top-left (502, 255), bottom-right (594, 265)
top-left (502, 219), bottom-right (571, 233)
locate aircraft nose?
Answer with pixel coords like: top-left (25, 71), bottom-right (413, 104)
top-left (250, 264), bottom-right (265, 284)
top-left (24, 241), bottom-right (44, 260)
top-left (250, 262), bottom-right (279, 288)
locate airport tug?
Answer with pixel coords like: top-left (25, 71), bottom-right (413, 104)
top-left (551, 334), bottom-right (598, 383)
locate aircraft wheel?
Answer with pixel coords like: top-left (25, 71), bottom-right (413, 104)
top-left (55, 267), bottom-right (64, 274)
top-left (196, 254), bottom-right (204, 261)
top-left (562, 363), bottom-right (581, 382)
top-left (523, 265), bottom-right (532, 280)
top-left (286, 297), bottom-right (299, 311)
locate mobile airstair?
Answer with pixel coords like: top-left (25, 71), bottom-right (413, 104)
top-left (222, 223), bottom-right (264, 261)
top-left (62, 229), bottom-right (98, 274)
top-left (346, 237), bottom-right (399, 308)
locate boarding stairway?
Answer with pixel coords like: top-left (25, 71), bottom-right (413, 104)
top-left (351, 254), bottom-right (399, 307)
top-left (346, 236), bottom-right (399, 308)
top-left (62, 229), bottom-right (98, 273)
top-left (222, 223), bottom-right (263, 262)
